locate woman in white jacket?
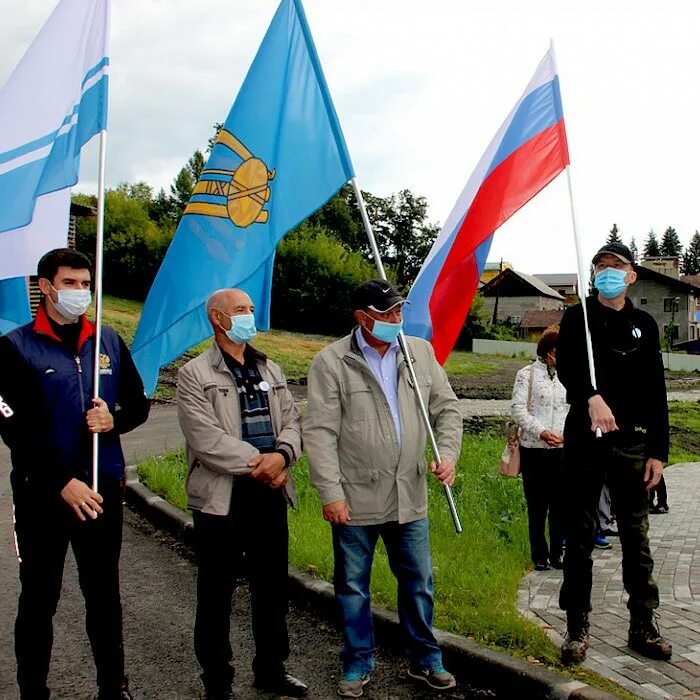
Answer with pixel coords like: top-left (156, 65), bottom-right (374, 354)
top-left (511, 329), bottom-right (569, 571)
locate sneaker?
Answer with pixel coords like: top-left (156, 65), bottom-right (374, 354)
top-left (628, 611), bottom-right (672, 660)
top-left (594, 534), bottom-right (612, 549)
top-left (561, 612), bottom-right (589, 665)
top-left (407, 666), bottom-right (456, 690)
top-left (534, 560), bottom-right (551, 571)
top-left (337, 673), bottom-right (370, 698)
top-left (656, 505), bottom-right (669, 514)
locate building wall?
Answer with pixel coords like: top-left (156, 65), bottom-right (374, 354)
top-left (627, 279), bottom-right (695, 344)
top-left (480, 261), bottom-right (512, 285)
top-left (483, 295), bottom-right (564, 323)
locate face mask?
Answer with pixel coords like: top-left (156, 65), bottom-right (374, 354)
top-left (52, 286), bottom-right (92, 321)
top-left (594, 267), bottom-right (628, 299)
top-left (224, 312), bottom-right (257, 344)
top-left (368, 316), bottom-right (403, 343)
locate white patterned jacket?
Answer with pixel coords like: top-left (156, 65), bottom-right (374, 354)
top-left (511, 359), bottom-right (569, 449)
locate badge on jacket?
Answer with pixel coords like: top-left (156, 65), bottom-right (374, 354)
top-left (99, 353), bottom-right (113, 375)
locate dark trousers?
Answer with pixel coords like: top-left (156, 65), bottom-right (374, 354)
top-left (192, 478), bottom-right (289, 695)
top-left (13, 479), bottom-right (125, 700)
top-left (649, 475), bottom-right (668, 508)
top-left (520, 447), bottom-right (565, 564)
top-left (559, 430), bottom-right (659, 615)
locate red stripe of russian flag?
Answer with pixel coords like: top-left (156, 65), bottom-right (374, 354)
top-left (405, 47), bottom-right (570, 364)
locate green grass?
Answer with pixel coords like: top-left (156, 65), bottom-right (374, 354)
top-left (139, 434), bottom-right (554, 657)
top-left (667, 401), bottom-right (700, 465)
top-left (443, 350), bottom-right (503, 377)
top-left (137, 434), bottom-right (637, 696)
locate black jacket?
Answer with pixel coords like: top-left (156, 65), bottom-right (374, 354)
top-left (557, 296), bottom-right (669, 461)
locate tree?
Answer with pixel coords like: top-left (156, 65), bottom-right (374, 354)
top-left (682, 231), bottom-right (700, 275)
top-left (271, 223), bottom-right (377, 335)
top-left (187, 151), bottom-right (205, 183)
top-left (629, 237), bottom-right (639, 264)
top-left (643, 229), bottom-right (661, 258)
top-left (660, 226), bottom-right (683, 258)
top-left (207, 122), bottom-right (224, 153)
top-left (607, 223), bottom-right (621, 244)
top-left (360, 189), bottom-right (439, 289)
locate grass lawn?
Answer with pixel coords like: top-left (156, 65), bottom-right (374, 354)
top-left (138, 433), bottom-right (644, 697)
top-left (667, 401), bottom-right (700, 465)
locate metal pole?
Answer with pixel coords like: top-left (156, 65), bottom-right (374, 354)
top-left (91, 129), bottom-right (108, 492)
top-left (350, 177), bottom-right (463, 533)
top-left (565, 166), bottom-right (603, 439)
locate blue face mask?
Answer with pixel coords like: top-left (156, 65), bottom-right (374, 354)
top-left (594, 267), bottom-right (628, 299)
top-left (225, 313), bottom-right (257, 344)
top-left (368, 317), bottom-right (403, 343)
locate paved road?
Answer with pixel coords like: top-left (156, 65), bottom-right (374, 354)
top-left (0, 410), bottom-right (490, 700)
top-left (519, 462), bottom-right (700, 700)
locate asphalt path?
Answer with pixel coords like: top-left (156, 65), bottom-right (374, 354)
top-left (0, 408), bottom-right (493, 699)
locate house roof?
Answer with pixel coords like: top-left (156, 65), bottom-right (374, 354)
top-left (533, 273), bottom-right (578, 288)
top-left (635, 265), bottom-right (700, 295)
top-left (70, 202), bottom-right (97, 217)
top-left (481, 268), bottom-right (566, 300)
top-left (681, 274), bottom-right (700, 288)
top-left (519, 309), bottom-right (564, 329)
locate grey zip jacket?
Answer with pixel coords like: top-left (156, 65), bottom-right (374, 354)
top-left (303, 331), bottom-right (462, 525)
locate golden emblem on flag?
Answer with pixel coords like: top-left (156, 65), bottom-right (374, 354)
top-left (99, 353), bottom-right (111, 370)
top-left (184, 130), bottom-right (275, 228)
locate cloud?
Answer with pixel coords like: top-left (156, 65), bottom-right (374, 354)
top-left (2, 0), bottom-right (700, 274)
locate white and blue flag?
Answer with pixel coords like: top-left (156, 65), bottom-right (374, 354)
top-left (0, 0), bottom-right (110, 280)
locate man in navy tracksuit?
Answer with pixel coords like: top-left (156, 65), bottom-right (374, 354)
top-left (0, 249), bottom-right (150, 700)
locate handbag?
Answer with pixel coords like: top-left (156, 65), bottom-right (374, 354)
top-left (499, 364), bottom-right (535, 477)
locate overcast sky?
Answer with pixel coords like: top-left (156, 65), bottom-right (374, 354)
top-left (2, 0), bottom-right (699, 275)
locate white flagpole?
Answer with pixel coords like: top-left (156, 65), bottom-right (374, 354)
top-left (350, 177), bottom-right (463, 534)
top-left (91, 129), bottom-right (108, 492)
top-left (553, 38), bottom-right (603, 438)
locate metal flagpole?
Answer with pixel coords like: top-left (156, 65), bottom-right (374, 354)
top-left (350, 177), bottom-right (463, 534)
top-left (565, 166), bottom-right (602, 438)
top-left (551, 39), bottom-right (603, 438)
top-left (91, 129), bottom-right (108, 492)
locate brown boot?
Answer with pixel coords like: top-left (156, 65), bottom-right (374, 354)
top-left (561, 611), bottom-right (589, 665)
top-left (628, 611), bottom-right (672, 660)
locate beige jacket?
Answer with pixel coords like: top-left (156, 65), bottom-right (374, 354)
top-left (303, 332), bottom-right (462, 525)
top-left (176, 344), bottom-right (302, 515)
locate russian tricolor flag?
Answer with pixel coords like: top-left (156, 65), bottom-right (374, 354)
top-left (404, 47), bottom-right (570, 363)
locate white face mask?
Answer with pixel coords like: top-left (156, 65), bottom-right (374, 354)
top-left (51, 286), bottom-right (92, 321)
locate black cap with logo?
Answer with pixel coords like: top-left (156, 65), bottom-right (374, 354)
top-left (592, 242), bottom-right (634, 266)
top-left (352, 279), bottom-right (408, 312)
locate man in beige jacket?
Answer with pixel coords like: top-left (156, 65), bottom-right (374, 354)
top-left (303, 279), bottom-right (463, 698)
top-left (176, 288), bottom-right (307, 700)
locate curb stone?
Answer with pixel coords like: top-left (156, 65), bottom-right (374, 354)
top-left (124, 465), bottom-right (622, 700)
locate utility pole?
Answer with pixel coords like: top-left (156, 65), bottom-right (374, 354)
top-left (491, 258), bottom-right (503, 325)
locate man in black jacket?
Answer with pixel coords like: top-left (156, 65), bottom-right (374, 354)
top-left (0, 249), bottom-right (150, 700)
top-left (557, 242), bottom-right (671, 665)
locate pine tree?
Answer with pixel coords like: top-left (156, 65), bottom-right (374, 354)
top-left (682, 231), bottom-right (700, 275)
top-left (660, 226), bottom-right (683, 258)
top-left (643, 229), bottom-right (661, 258)
top-left (607, 223), bottom-right (622, 243)
top-left (629, 237), bottom-right (639, 263)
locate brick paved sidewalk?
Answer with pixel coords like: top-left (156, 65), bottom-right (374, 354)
top-left (518, 462), bottom-right (700, 700)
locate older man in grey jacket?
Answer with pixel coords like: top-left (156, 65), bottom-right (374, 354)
top-left (177, 288), bottom-right (307, 700)
top-left (303, 279), bottom-right (463, 698)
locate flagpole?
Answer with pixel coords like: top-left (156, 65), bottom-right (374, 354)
top-left (91, 129), bottom-right (107, 492)
top-left (350, 177), bottom-right (463, 534)
top-left (550, 40), bottom-right (602, 438)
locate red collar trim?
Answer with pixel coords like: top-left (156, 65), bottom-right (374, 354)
top-left (34, 304), bottom-right (95, 351)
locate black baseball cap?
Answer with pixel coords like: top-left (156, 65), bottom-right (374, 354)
top-left (592, 242), bottom-right (634, 265)
top-left (352, 279), bottom-right (408, 312)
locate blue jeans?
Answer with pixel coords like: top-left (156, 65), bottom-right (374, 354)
top-left (332, 518), bottom-right (442, 676)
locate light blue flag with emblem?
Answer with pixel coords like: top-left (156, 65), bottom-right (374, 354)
top-left (132, 0), bottom-right (355, 394)
top-left (0, 278), bottom-right (31, 335)
top-left (0, 0), bottom-right (110, 280)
